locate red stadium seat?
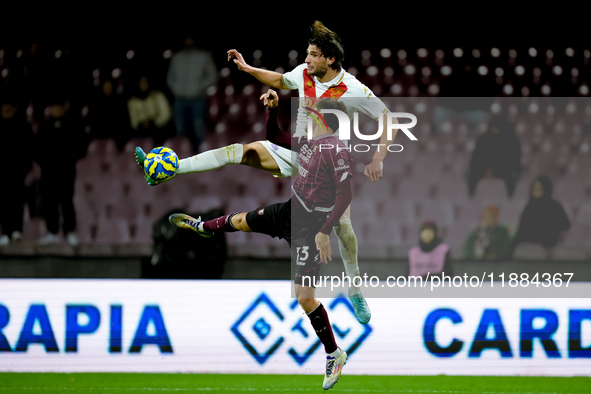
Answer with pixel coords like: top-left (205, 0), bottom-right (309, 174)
top-left (163, 136), bottom-right (193, 159)
top-left (416, 200), bottom-right (455, 227)
top-left (131, 215), bottom-right (154, 245)
top-left (95, 218), bottom-right (131, 244)
top-left (472, 177), bottom-right (509, 200)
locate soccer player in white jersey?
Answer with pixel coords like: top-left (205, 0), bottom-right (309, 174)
top-left (135, 21), bottom-right (398, 324)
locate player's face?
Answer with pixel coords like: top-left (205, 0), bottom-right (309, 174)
top-left (305, 45), bottom-right (332, 77)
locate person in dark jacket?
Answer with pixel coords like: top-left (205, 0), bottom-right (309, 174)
top-left (35, 93), bottom-right (88, 245)
top-left (0, 93), bottom-right (34, 245)
top-left (511, 176), bottom-right (570, 254)
top-left (88, 78), bottom-right (130, 150)
top-left (466, 116), bottom-right (521, 197)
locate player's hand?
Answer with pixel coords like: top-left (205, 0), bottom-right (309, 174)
top-left (227, 49), bottom-right (253, 73)
top-left (315, 232), bottom-right (332, 264)
top-left (363, 159), bottom-right (384, 182)
top-left (260, 89), bottom-right (278, 108)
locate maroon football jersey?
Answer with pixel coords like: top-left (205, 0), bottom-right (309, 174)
top-left (291, 134), bottom-right (353, 211)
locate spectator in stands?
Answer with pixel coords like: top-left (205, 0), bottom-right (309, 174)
top-left (167, 36), bottom-right (218, 153)
top-left (466, 115), bottom-right (521, 198)
top-left (408, 221), bottom-right (452, 279)
top-left (464, 205), bottom-right (512, 260)
top-left (35, 93), bottom-right (88, 245)
top-left (88, 78), bottom-right (130, 150)
top-left (510, 176), bottom-right (570, 254)
top-left (127, 74), bottom-right (172, 147)
top-left (0, 91), bottom-right (34, 245)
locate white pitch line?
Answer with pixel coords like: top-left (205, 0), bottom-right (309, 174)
top-left (0, 388), bottom-right (581, 394)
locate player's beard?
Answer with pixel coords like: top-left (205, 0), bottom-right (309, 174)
top-left (308, 64), bottom-right (327, 80)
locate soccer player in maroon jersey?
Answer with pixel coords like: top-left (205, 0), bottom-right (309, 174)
top-left (170, 90), bottom-right (350, 389)
top-left (136, 21), bottom-right (396, 324)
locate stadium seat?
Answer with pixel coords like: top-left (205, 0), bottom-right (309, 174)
top-left (110, 153), bottom-right (140, 175)
top-left (551, 245), bottom-right (588, 260)
top-left (553, 177), bottom-right (586, 206)
top-left (76, 156), bottom-right (101, 177)
top-left (131, 215), bottom-right (154, 245)
top-left (512, 172), bottom-right (538, 200)
top-left (381, 198), bottom-right (417, 226)
top-left (497, 198), bottom-right (527, 228)
top-left (350, 199), bottom-right (381, 227)
top-left (111, 197), bottom-right (141, 223)
top-left (472, 177), bottom-right (510, 200)
top-left (86, 138), bottom-right (119, 159)
top-left (434, 173), bottom-right (469, 200)
top-left (562, 222), bottom-right (591, 247)
top-left (356, 178), bottom-right (395, 201)
top-left (123, 137), bottom-right (153, 155)
top-left (163, 136), bottom-right (193, 159)
top-left (512, 242), bottom-right (549, 260)
top-left (365, 221), bottom-right (403, 246)
top-left (242, 172), bottom-right (280, 205)
top-left (445, 220), bottom-right (471, 250)
top-left (187, 196), bottom-right (224, 213)
top-left (226, 196), bottom-right (263, 216)
top-left (411, 154), bottom-right (444, 183)
top-left (95, 218), bottom-right (131, 244)
top-left (416, 200), bottom-right (455, 226)
top-left (575, 201), bottom-right (591, 225)
top-left (455, 199), bottom-right (487, 226)
top-left (397, 178), bottom-right (431, 199)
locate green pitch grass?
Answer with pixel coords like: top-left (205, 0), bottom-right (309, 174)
top-left (0, 373), bottom-right (589, 393)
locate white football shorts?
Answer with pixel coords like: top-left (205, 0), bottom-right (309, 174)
top-left (258, 140), bottom-right (298, 178)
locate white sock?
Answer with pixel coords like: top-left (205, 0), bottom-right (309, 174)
top-left (177, 144), bottom-right (244, 174)
top-left (328, 347), bottom-right (342, 357)
top-left (334, 220), bottom-right (361, 296)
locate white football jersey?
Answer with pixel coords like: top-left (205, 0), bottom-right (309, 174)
top-left (282, 63), bottom-right (389, 137)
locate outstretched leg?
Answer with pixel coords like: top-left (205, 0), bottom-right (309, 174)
top-left (170, 201), bottom-right (287, 239)
top-left (177, 141), bottom-right (281, 174)
top-left (169, 211), bottom-right (251, 238)
top-left (136, 141), bottom-right (283, 185)
top-left (333, 205), bottom-right (371, 324)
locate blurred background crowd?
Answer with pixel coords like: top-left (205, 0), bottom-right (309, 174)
top-left (0, 9), bottom-right (590, 278)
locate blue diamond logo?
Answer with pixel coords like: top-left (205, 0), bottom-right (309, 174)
top-left (286, 295), bottom-right (372, 365)
top-left (231, 293), bottom-right (284, 365)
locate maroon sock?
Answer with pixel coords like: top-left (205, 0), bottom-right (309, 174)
top-left (202, 213), bottom-right (238, 233)
top-left (307, 303), bottom-right (338, 354)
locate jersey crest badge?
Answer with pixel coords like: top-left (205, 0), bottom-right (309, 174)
top-left (330, 87), bottom-right (344, 98)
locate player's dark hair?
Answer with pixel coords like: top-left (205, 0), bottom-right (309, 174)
top-left (315, 98), bottom-right (348, 132)
top-left (308, 21), bottom-right (344, 71)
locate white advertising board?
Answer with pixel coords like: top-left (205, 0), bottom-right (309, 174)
top-left (0, 279), bottom-right (590, 375)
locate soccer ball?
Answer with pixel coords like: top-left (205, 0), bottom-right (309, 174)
top-left (144, 147), bottom-right (179, 183)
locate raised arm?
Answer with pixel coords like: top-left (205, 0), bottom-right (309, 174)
top-left (228, 49), bottom-right (289, 89)
top-left (261, 89), bottom-right (304, 150)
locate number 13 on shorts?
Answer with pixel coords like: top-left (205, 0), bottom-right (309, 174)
top-left (296, 246), bottom-right (309, 265)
